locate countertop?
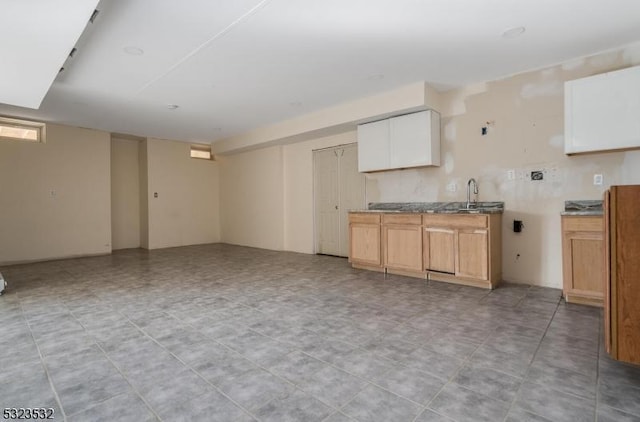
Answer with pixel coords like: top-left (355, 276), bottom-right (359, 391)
top-left (561, 200), bottom-right (603, 216)
top-left (350, 201), bottom-right (504, 214)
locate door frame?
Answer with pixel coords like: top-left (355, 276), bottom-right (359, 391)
top-left (312, 143), bottom-right (366, 255)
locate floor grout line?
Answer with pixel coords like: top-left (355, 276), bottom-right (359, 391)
top-left (17, 292), bottom-right (69, 422)
top-left (2, 246), bottom-right (625, 422)
top-left (499, 295), bottom-right (560, 422)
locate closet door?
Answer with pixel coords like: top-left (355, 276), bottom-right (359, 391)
top-left (314, 144), bottom-right (365, 257)
top-left (314, 148), bottom-right (340, 255)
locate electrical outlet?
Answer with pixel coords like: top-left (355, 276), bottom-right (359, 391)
top-left (446, 182), bottom-right (457, 192)
top-left (507, 169), bottom-right (516, 180)
top-left (593, 174), bottom-right (603, 186)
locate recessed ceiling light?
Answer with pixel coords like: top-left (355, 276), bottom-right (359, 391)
top-left (502, 26), bottom-right (526, 39)
top-left (123, 46), bottom-right (144, 56)
top-left (367, 74), bottom-right (385, 80)
top-left (167, 104), bottom-right (179, 110)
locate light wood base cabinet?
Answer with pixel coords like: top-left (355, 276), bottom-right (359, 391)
top-left (383, 214), bottom-right (423, 273)
top-left (348, 211), bottom-right (502, 289)
top-left (424, 228), bottom-right (455, 273)
top-left (561, 215), bottom-right (604, 307)
top-left (348, 213), bottom-right (382, 270)
top-left (457, 229), bottom-right (489, 280)
top-left (605, 185), bottom-right (640, 365)
top-left (423, 214), bottom-right (501, 289)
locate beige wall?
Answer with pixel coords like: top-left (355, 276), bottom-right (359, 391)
top-left (364, 45), bottom-right (640, 287)
top-left (111, 137), bottom-right (141, 250)
top-left (219, 134), bottom-right (358, 254)
top-left (213, 82), bottom-right (439, 155)
top-left (219, 146), bottom-right (284, 250)
top-left (218, 44), bottom-right (640, 288)
top-left (0, 124), bottom-right (111, 264)
top-left (145, 138), bottom-right (220, 249)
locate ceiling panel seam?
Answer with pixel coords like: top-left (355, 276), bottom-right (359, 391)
top-left (135, 0), bottom-right (273, 95)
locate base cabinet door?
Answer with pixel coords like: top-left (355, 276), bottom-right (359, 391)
top-left (384, 225), bottom-right (423, 272)
top-left (424, 228), bottom-right (455, 273)
top-left (350, 224), bottom-right (381, 267)
top-left (562, 216), bottom-right (604, 306)
top-left (349, 213), bottom-right (382, 267)
top-left (456, 229), bottom-right (488, 280)
top-left (568, 236), bottom-right (604, 290)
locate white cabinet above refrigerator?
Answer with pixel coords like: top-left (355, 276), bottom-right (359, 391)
top-left (565, 65), bottom-right (640, 155)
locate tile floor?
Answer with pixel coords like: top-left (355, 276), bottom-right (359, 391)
top-left (1, 244), bottom-right (640, 422)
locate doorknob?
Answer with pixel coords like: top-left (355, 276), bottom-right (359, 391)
top-left (335, 205), bottom-right (338, 210)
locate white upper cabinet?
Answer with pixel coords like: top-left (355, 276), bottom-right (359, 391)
top-left (357, 118), bottom-right (390, 172)
top-left (357, 110), bottom-right (441, 172)
top-left (389, 110), bottom-right (440, 169)
top-left (565, 65), bottom-right (640, 155)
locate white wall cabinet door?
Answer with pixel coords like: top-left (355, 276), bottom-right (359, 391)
top-left (565, 65), bottom-right (640, 155)
top-left (390, 111), bottom-right (440, 168)
top-left (357, 110), bottom-right (440, 172)
top-left (357, 119), bottom-right (389, 172)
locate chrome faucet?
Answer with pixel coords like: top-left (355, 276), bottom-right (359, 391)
top-left (466, 178), bottom-right (478, 209)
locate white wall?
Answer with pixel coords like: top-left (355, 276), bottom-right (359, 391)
top-left (0, 124), bottom-right (111, 264)
top-left (111, 137), bottom-right (141, 250)
top-left (219, 146), bottom-right (284, 250)
top-left (145, 138), bottom-right (220, 249)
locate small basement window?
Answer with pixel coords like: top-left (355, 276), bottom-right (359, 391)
top-left (190, 144), bottom-right (213, 160)
top-left (0, 117), bottom-right (46, 143)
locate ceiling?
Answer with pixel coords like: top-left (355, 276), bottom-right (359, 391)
top-left (0, 0), bottom-right (100, 109)
top-left (2, 0), bottom-right (640, 144)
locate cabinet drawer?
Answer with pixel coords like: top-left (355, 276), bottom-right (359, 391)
top-left (349, 213), bottom-right (381, 224)
top-left (423, 214), bottom-right (488, 229)
top-left (383, 214), bottom-right (422, 225)
top-left (562, 216), bottom-right (603, 232)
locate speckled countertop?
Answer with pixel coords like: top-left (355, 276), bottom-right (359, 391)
top-left (349, 201), bottom-right (504, 214)
top-left (561, 200), bottom-right (603, 216)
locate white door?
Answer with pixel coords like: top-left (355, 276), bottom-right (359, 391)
top-left (314, 144), bottom-right (365, 257)
top-left (314, 148), bottom-right (340, 255)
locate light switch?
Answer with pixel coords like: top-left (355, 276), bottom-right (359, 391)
top-left (593, 174), bottom-right (603, 186)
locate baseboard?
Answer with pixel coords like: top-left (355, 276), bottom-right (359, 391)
top-left (0, 251), bottom-right (112, 267)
